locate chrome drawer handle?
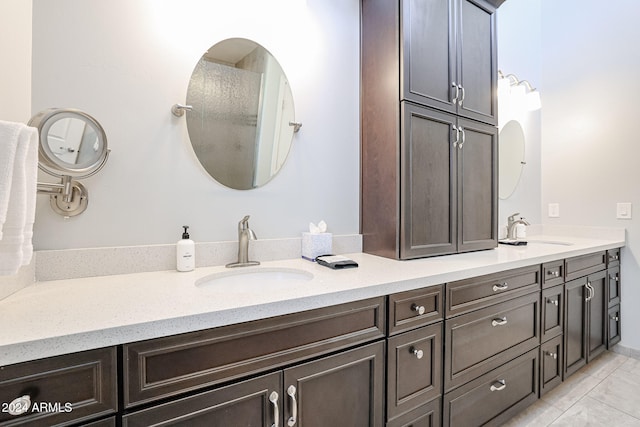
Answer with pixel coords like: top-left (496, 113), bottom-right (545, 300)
top-left (545, 351), bottom-right (558, 360)
top-left (269, 391), bottom-right (279, 427)
top-left (451, 82), bottom-right (460, 104)
top-left (492, 282), bottom-right (508, 292)
top-left (411, 304), bottom-right (426, 316)
top-left (490, 379), bottom-right (506, 392)
top-left (547, 298), bottom-right (559, 307)
top-left (547, 270), bottom-right (560, 277)
top-left (410, 346), bottom-right (424, 359)
top-left (287, 385), bottom-right (297, 427)
top-left (459, 84), bottom-right (465, 106)
top-left (491, 317), bottom-right (508, 327)
top-left (7, 395), bottom-right (32, 416)
top-left (610, 315), bottom-right (620, 322)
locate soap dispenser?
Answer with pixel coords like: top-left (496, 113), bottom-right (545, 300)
top-left (177, 226), bottom-right (195, 272)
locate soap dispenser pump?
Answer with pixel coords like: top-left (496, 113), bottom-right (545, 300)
top-left (177, 225), bottom-right (195, 272)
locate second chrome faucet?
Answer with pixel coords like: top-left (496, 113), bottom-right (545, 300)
top-left (226, 215), bottom-right (260, 268)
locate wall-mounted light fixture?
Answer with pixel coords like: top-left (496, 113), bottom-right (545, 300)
top-left (498, 70), bottom-right (541, 111)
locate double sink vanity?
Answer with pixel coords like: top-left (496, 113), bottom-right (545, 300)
top-left (0, 229), bottom-right (624, 426)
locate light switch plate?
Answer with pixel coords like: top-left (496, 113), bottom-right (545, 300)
top-left (617, 202), bottom-right (632, 219)
top-left (548, 203), bottom-right (560, 218)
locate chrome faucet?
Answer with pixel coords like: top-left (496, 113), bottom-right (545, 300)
top-left (226, 215), bottom-right (260, 268)
top-left (507, 213), bottom-right (530, 240)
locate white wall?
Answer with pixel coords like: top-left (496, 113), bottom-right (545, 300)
top-left (540, 0), bottom-right (640, 351)
top-left (31, 0), bottom-right (360, 249)
top-left (496, 0), bottom-right (542, 229)
top-left (0, 0), bottom-right (32, 123)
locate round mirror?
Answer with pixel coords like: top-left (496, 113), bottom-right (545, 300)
top-left (498, 120), bottom-right (526, 199)
top-left (185, 38), bottom-right (296, 190)
top-left (28, 108), bottom-right (109, 177)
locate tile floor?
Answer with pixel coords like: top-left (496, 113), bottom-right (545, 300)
top-left (502, 350), bottom-right (640, 426)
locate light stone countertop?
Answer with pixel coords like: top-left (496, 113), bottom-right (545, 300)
top-left (0, 231), bottom-right (624, 366)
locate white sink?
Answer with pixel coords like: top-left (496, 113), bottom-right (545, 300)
top-left (195, 267), bottom-right (314, 292)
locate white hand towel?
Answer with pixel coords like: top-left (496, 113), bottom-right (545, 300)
top-left (0, 120), bottom-right (22, 239)
top-left (0, 121), bottom-right (39, 275)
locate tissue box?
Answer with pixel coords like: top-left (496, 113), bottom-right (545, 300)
top-left (302, 232), bottom-right (332, 261)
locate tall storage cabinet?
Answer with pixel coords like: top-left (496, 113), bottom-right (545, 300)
top-left (362, 0), bottom-right (499, 260)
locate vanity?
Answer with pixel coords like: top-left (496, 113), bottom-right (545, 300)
top-left (0, 232), bottom-right (624, 426)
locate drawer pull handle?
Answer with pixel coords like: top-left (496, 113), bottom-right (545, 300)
top-left (547, 298), bottom-right (559, 307)
top-left (269, 391), bottom-right (279, 427)
top-left (411, 304), bottom-right (426, 316)
top-left (490, 379), bottom-right (506, 392)
top-left (492, 283), bottom-right (508, 292)
top-left (610, 315), bottom-right (620, 322)
top-left (545, 351), bottom-right (558, 360)
top-left (7, 395), bottom-right (32, 416)
top-left (410, 347), bottom-right (424, 359)
top-left (585, 282), bottom-right (594, 302)
top-left (287, 385), bottom-right (297, 427)
top-left (547, 270), bottom-right (560, 277)
top-left (491, 317), bottom-right (508, 327)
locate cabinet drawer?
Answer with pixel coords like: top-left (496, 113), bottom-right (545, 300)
top-left (388, 285), bottom-right (443, 335)
top-left (443, 348), bottom-right (538, 427)
top-left (446, 265), bottom-right (540, 317)
top-left (444, 291), bottom-right (540, 391)
top-left (0, 347), bottom-right (117, 427)
top-left (387, 323), bottom-right (442, 421)
top-left (542, 260), bottom-right (564, 289)
top-left (541, 284), bottom-right (564, 342)
top-left (124, 297), bottom-right (385, 407)
top-left (540, 335), bottom-right (563, 397)
top-left (386, 397), bottom-right (441, 427)
top-left (608, 266), bottom-right (621, 307)
top-left (565, 251), bottom-right (606, 281)
top-left (608, 305), bottom-right (621, 348)
top-left (607, 248), bottom-right (621, 267)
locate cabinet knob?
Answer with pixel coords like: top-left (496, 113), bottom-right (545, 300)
top-left (491, 317), bottom-right (508, 327)
top-left (546, 298), bottom-right (559, 307)
top-left (545, 351), bottom-right (558, 360)
top-left (411, 304), bottom-right (426, 316)
top-left (7, 395), bottom-right (32, 416)
top-left (269, 391), bottom-right (279, 427)
top-left (547, 270), bottom-right (560, 278)
top-left (492, 282), bottom-right (508, 292)
top-left (610, 315), bottom-right (620, 322)
top-left (410, 347), bottom-right (424, 359)
top-left (490, 379), bottom-right (506, 392)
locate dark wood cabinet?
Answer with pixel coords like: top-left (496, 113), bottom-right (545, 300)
top-left (283, 341), bottom-right (385, 427)
top-left (400, 0), bottom-right (497, 125)
top-left (386, 397), bottom-right (441, 427)
top-left (361, 0), bottom-right (498, 260)
top-left (122, 372), bottom-right (281, 427)
top-left (608, 266), bottom-right (620, 307)
top-left (564, 270), bottom-right (609, 378)
top-left (0, 347), bottom-right (117, 427)
top-left (541, 284), bottom-right (564, 343)
top-left (608, 305), bottom-right (621, 348)
top-left (388, 285), bottom-right (444, 336)
top-left (540, 335), bottom-right (563, 397)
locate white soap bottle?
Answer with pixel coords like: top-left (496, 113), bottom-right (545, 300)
top-left (177, 226), bottom-right (195, 272)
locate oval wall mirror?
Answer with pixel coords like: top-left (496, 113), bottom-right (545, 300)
top-left (28, 108), bottom-right (109, 177)
top-left (498, 120), bottom-right (526, 199)
top-left (185, 38), bottom-right (297, 190)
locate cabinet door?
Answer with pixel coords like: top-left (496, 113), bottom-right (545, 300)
top-left (387, 323), bottom-right (442, 421)
top-left (401, 0), bottom-right (457, 114)
top-left (541, 284), bottom-right (564, 342)
top-left (456, 118), bottom-right (497, 252)
top-left (608, 266), bottom-right (621, 307)
top-left (564, 277), bottom-right (587, 378)
top-left (587, 271), bottom-right (607, 362)
top-left (608, 305), bottom-right (621, 348)
top-left (401, 104), bottom-right (457, 258)
top-left (456, 0), bottom-right (497, 125)
top-left (540, 335), bottom-right (563, 397)
top-left (283, 341), bottom-right (385, 427)
top-left (122, 372), bottom-right (282, 427)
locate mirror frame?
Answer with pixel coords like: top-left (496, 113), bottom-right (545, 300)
top-left (28, 108), bottom-right (109, 178)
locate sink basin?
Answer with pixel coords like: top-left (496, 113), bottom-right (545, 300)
top-left (195, 267), bottom-right (314, 292)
